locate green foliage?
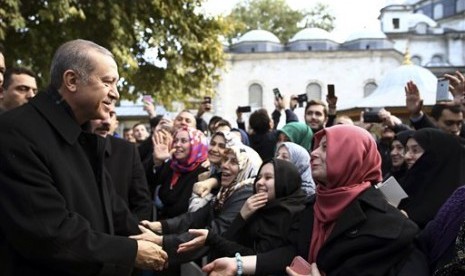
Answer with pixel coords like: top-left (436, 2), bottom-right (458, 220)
top-left (0, 0), bottom-right (229, 105)
top-left (226, 0), bottom-right (335, 43)
top-left (303, 2), bottom-right (335, 32)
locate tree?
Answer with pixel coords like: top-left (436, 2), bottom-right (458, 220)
top-left (225, 0), bottom-right (335, 43)
top-left (303, 2), bottom-right (336, 32)
top-left (0, 0), bottom-right (230, 104)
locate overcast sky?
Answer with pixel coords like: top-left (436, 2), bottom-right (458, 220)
top-left (202, 0), bottom-right (391, 42)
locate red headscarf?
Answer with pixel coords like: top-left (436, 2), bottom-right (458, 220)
top-left (169, 127), bottom-right (208, 188)
top-left (308, 125), bottom-right (382, 263)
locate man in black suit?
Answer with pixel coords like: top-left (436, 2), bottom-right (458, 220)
top-left (0, 39), bottom-right (166, 275)
top-left (89, 109), bottom-right (153, 221)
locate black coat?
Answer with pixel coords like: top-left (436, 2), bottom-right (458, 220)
top-left (0, 91), bottom-right (139, 275)
top-left (155, 161), bottom-right (208, 220)
top-left (256, 187), bottom-right (429, 276)
top-left (105, 136), bottom-right (152, 221)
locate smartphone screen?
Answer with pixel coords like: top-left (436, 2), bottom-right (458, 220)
top-left (327, 84), bottom-right (335, 97)
top-left (436, 78), bottom-right (451, 102)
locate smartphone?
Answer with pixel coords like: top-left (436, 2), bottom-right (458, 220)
top-left (297, 93), bottom-right (308, 107)
top-left (289, 256), bottom-right (311, 275)
top-left (203, 96), bottom-right (212, 111)
top-left (143, 95), bottom-right (153, 104)
top-left (363, 107), bottom-right (383, 123)
top-left (204, 96), bottom-right (212, 104)
top-left (436, 78), bottom-right (451, 102)
top-left (237, 106), bottom-right (251, 113)
top-left (327, 84), bottom-right (335, 97)
top-left (376, 176), bottom-right (408, 207)
top-left (273, 88), bottom-right (282, 100)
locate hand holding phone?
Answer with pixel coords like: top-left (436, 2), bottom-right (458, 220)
top-left (143, 95), bottom-right (153, 104)
top-left (237, 106), bottom-right (251, 113)
top-left (327, 84), bottom-right (335, 98)
top-left (436, 78), bottom-right (451, 102)
top-left (289, 256), bottom-right (311, 275)
top-left (273, 88), bottom-right (282, 100)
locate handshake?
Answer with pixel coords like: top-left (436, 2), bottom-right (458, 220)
top-left (130, 226), bottom-right (168, 271)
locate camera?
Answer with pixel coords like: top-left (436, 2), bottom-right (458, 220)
top-left (363, 107), bottom-right (383, 123)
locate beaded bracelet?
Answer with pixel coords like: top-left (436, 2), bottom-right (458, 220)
top-left (235, 252), bottom-right (243, 276)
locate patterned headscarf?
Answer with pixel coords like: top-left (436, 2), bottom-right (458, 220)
top-left (276, 142), bottom-right (315, 196)
top-left (213, 145), bottom-right (261, 211)
top-left (169, 126), bottom-right (208, 188)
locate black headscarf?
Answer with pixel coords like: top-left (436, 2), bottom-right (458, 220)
top-left (385, 130), bottom-right (415, 182)
top-left (399, 128), bottom-right (465, 229)
top-left (250, 158), bottom-right (307, 252)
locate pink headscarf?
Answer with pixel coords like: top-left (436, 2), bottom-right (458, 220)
top-left (169, 127), bottom-right (208, 188)
top-left (309, 125), bottom-right (382, 263)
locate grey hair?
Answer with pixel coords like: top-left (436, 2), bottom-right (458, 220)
top-left (50, 39), bottom-right (114, 89)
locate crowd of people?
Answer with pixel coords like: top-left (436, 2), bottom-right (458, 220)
top-left (0, 39), bottom-right (464, 276)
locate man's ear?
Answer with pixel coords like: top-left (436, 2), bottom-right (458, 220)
top-left (62, 70), bottom-right (78, 92)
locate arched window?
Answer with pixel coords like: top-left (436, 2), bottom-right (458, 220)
top-left (306, 83), bottom-right (322, 101)
top-left (248, 83), bottom-right (263, 107)
top-left (364, 82), bottom-right (378, 97)
top-left (457, 0), bottom-right (465, 12)
top-left (433, 4), bottom-right (443, 19)
top-left (411, 55), bottom-right (422, 66)
top-left (431, 54), bottom-right (444, 65)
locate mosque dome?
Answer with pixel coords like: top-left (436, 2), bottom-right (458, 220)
top-left (289, 27), bottom-right (333, 42)
top-left (237, 29), bottom-right (280, 43)
top-left (345, 29), bottom-right (387, 42)
top-left (341, 64), bottom-right (437, 110)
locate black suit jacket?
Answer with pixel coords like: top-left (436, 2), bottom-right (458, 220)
top-left (105, 136), bottom-right (152, 221)
top-left (0, 90), bottom-right (139, 275)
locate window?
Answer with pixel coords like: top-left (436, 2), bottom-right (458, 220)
top-left (364, 82), bottom-right (377, 97)
top-left (415, 23), bottom-right (428, 34)
top-left (392, 18), bottom-right (400, 29)
top-left (411, 55), bottom-right (422, 65)
top-left (430, 54), bottom-right (444, 66)
top-left (433, 4), bottom-right (443, 19)
top-left (458, 0), bottom-right (465, 12)
top-left (306, 83), bottom-right (322, 101)
top-left (248, 83), bottom-right (263, 107)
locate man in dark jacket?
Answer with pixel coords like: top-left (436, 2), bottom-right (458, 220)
top-left (89, 109), bottom-right (153, 221)
top-left (0, 39), bottom-right (166, 275)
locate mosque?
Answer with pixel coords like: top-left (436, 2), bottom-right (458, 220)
top-left (116, 0), bottom-right (465, 127)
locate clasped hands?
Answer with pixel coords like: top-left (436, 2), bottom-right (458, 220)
top-left (130, 222), bottom-right (166, 271)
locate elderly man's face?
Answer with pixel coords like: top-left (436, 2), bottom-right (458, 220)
top-left (72, 50), bottom-right (119, 123)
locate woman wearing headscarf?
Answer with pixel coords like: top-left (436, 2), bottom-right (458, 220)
top-left (175, 158), bottom-right (307, 259)
top-left (383, 129), bottom-right (415, 182)
top-left (277, 122), bottom-right (313, 152)
top-left (202, 125), bottom-right (428, 276)
top-left (276, 142), bottom-right (315, 196)
top-left (419, 186), bottom-right (465, 275)
top-left (399, 128), bottom-right (465, 229)
top-left (152, 126), bottom-right (209, 219)
top-left (132, 145), bottom-right (260, 268)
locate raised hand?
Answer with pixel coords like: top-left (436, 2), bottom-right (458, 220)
top-left (152, 129), bottom-right (174, 164)
top-left (405, 80), bottom-right (423, 117)
top-left (240, 192), bottom-right (268, 220)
